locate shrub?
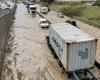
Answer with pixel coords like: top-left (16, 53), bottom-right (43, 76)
top-left (43, 2), bottom-right (49, 7)
top-left (95, 0), bottom-right (100, 6)
top-left (59, 5), bottom-right (83, 17)
top-left (40, 2), bottom-right (49, 7)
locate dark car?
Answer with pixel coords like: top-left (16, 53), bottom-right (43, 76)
top-left (65, 20), bottom-right (78, 28)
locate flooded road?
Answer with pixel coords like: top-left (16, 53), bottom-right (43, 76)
top-left (38, 9), bottom-right (100, 65)
top-left (1, 3), bottom-right (68, 80)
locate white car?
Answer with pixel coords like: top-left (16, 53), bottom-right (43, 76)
top-left (57, 13), bottom-right (64, 18)
top-left (0, 3), bottom-right (10, 9)
top-left (40, 7), bottom-right (48, 14)
top-left (39, 18), bottom-right (49, 28)
top-left (6, 1), bottom-right (14, 9)
top-left (0, 1), bottom-right (14, 9)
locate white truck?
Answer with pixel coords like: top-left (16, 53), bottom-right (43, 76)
top-left (28, 4), bottom-right (37, 13)
top-left (46, 23), bottom-right (98, 78)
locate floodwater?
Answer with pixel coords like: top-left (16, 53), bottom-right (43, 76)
top-left (1, 3), bottom-right (68, 80)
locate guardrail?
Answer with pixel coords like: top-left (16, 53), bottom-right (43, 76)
top-left (0, 5), bottom-right (17, 18)
top-left (36, 11), bottom-right (52, 24)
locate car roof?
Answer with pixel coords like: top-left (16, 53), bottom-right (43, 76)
top-left (41, 7), bottom-right (48, 9)
top-left (39, 18), bottom-right (47, 21)
top-left (58, 12), bottom-right (63, 14)
top-left (29, 5), bottom-right (36, 7)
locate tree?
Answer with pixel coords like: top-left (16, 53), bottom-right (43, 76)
top-left (95, 0), bottom-right (100, 6)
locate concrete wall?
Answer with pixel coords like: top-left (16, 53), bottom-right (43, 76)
top-left (0, 6), bottom-right (16, 80)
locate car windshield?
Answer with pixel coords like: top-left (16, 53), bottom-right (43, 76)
top-left (59, 13), bottom-right (63, 15)
top-left (30, 7), bottom-right (36, 10)
top-left (41, 21), bottom-right (48, 23)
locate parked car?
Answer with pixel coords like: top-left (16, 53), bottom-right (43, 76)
top-left (0, 2), bottom-right (10, 9)
top-left (39, 18), bottom-right (49, 28)
top-left (17, 1), bottom-right (21, 3)
top-left (57, 13), bottom-right (64, 18)
top-left (0, 1), bottom-right (14, 9)
top-left (40, 7), bottom-right (48, 14)
top-left (6, 1), bottom-right (14, 9)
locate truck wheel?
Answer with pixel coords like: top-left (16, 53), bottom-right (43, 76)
top-left (84, 70), bottom-right (88, 76)
top-left (68, 73), bottom-right (71, 78)
top-left (68, 73), bottom-right (72, 78)
top-left (54, 54), bottom-right (57, 59)
top-left (62, 68), bottom-right (65, 74)
top-left (47, 26), bottom-right (49, 28)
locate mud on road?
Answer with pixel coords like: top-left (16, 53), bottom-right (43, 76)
top-left (1, 3), bottom-right (69, 80)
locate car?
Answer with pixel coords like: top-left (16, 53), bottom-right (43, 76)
top-left (6, 1), bottom-right (14, 9)
top-left (28, 5), bottom-right (37, 13)
top-left (40, 7), bottom-right (48, 14)
top-left (17, 1), bottom-right (21, 3)
top-left (26, 2), bottom-right (33, 9)
top-left (65, 19), bottom-right (78, 28)
top-left (57, 13), bottom-right (64, 18)
top-left (0, 2), bottom-right (10, 9)
top-left (39, 18), bottom-right (49, 28)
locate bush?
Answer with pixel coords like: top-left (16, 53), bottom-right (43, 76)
top-left (58, 4), bottom-right (87, 17)
top-left (40, 2), bottom-right (49, 7)
top-left (43, 2), bottom-right (49, 7)
top-left (59, 5), bottom-right (83, 17)
top-left (95, 0), bottom-right (100, 6)
top-left (68, 2), bottom-right (84, 5)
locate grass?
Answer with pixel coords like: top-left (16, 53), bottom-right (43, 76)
top-left (80, 6), bottom-right (100, 25)
top-left (50, 2), bottom-right (68, 12)
top-left (50, 2), bottom-right (100, 28)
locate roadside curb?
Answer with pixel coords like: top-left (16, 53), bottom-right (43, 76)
top-left (36, 11), bottom-right (52, 24)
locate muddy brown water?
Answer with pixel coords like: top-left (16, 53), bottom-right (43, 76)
top-left (36, 6), bottom-right (100, 79)
top-left (1, 3), bottom-right (69, 80)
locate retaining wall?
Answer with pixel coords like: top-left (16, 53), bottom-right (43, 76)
top-left (0, 6), bottom-right (16, 79)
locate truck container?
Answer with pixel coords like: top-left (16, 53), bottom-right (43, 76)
top-left (48, 23), bottom-right (97, 72)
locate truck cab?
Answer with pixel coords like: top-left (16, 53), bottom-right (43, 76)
top-left (26, 2), bottom-right (36, 13)
top-left (28, 5), bottom-right (36, 13)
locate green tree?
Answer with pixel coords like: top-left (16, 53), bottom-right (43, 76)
top-left (95, 0), bottom-right (100, 6)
